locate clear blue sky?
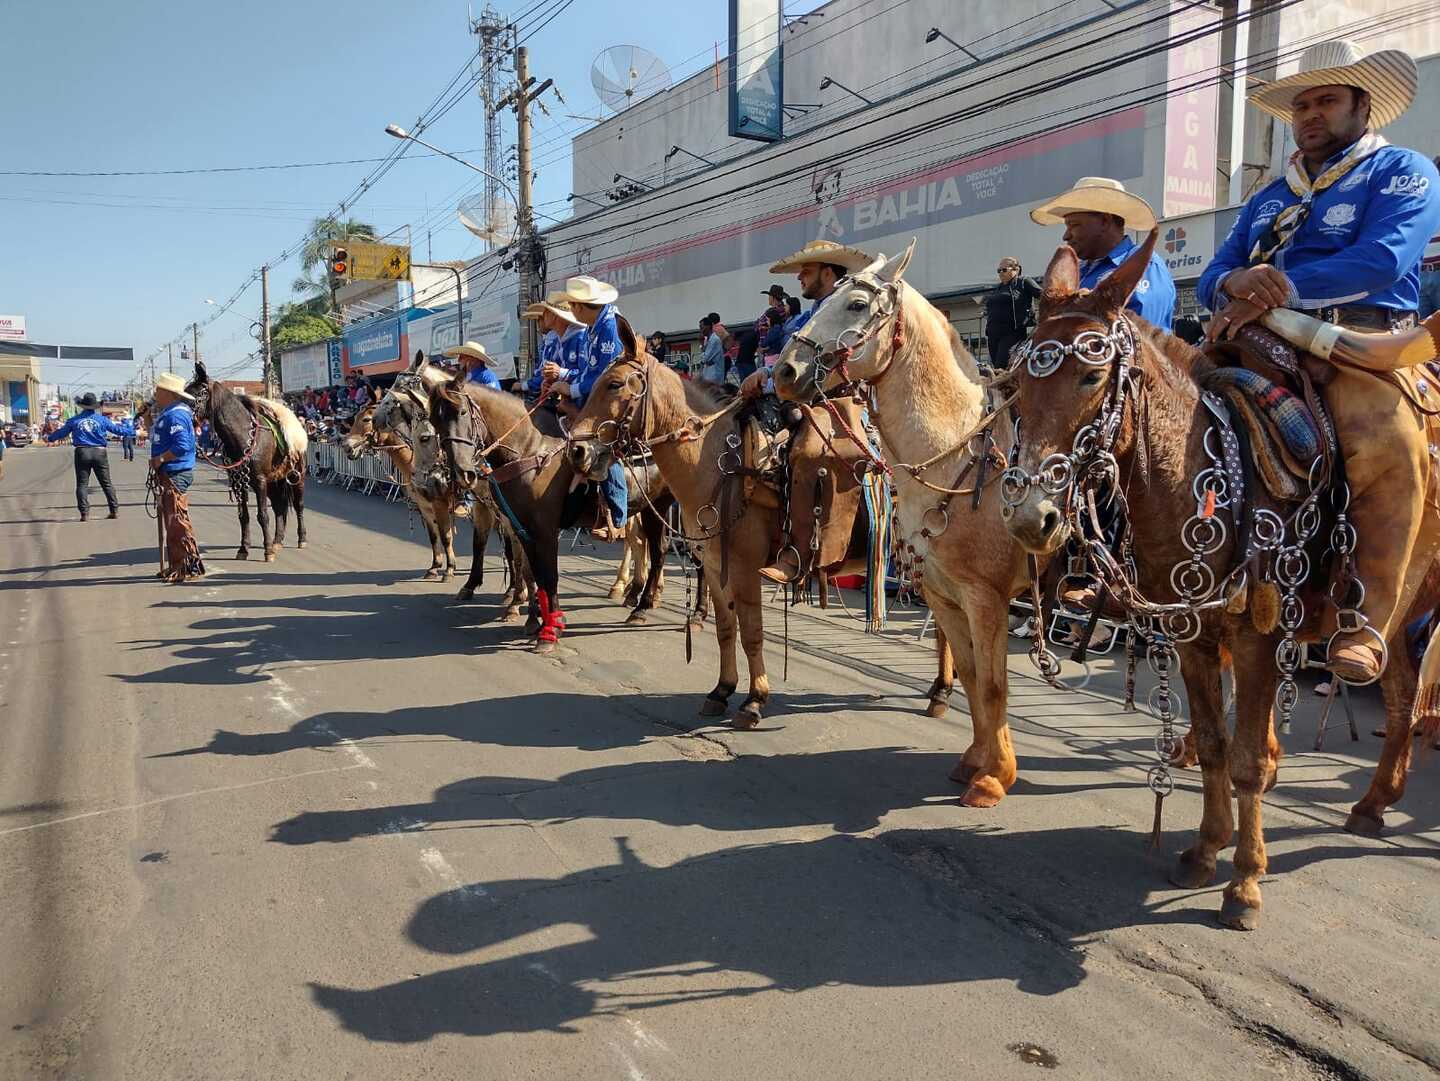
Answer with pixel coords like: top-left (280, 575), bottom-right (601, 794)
top-left (0, 0), bottom-right (765, 390)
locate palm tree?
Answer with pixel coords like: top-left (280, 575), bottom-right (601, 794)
top-left (291, 215), bottom-right (378, 302)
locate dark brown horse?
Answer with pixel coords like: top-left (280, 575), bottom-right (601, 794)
top-left (186, 362), bottom-right (307, 561)
top-left (416, 357), bottom-right (685, 652)
top-left (1001, 231), bottom-right (1440, 929)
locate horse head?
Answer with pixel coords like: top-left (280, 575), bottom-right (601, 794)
top-left (565, 340), bottom-right (650, 482)
top-left (184, 361), bottom-right (213, 419)
top-left (422, 371), bottom-right (488, 498)
top-left (340, 403), bottom-right (379, 461)
top-left (772, 240), bottom-right (915, 402)
top-left (1000, 228), bottom-right (1160, 555)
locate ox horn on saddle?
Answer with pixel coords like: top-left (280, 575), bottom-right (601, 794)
top-left (1261, 307), bottom-right (1440, 372)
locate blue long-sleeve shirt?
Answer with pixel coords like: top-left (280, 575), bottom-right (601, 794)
top-left (44, 409), bottom-right (132, 447)
top-left (150, 401), bottom-right (196, 473)
top-left (571, 304), bottom-right (622, 403)
top-left (1197, 144), bottom-right (1440, 313)
top-left (523, 330), bottom-right (562, 395)
top-left (467, 365), bottom-right (502, 390)
top-left (781, 302), bottom-right (818, 348)
top-left (1079, 236), bottom-right (1176, 331)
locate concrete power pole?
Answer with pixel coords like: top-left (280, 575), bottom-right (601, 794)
top-left (514, 44), bottom-right (538, 384)
top-left (192, 323), bottom-right (200, 367)
top-left (260, 264), bottom-right (273, 397)
top-left (167, 342), bottom-right (173, 374)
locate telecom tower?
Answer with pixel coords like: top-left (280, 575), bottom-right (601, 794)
top-left (472, 5), bottom-right (514, 251)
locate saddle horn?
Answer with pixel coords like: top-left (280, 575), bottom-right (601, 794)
top-left (1260, 308), bottom-right (1440, 373)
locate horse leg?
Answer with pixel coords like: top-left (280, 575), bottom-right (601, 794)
top-left (235, 485), bottom-right (252, 560)
top-left (268, 482), bottom-right (290, 554)
top-left (519, 551), bottom-right (539, 635)
top-left (926, 595), bottom-right (981, 783)
top-left (530, 531), bottom-right (561, 652)
top-left (732, 573), bottom-right (770, 729)
top-left (1347, 625), bottom-right (1417, 835)
top-left (419, 502), bottom-right (445, 580)
top-left (622, 524), bottom-right (648, 609)
top-left (925, 626), bottom-right (955, 719)
top-left (628, 511), bottom-right (667, 624)
top-left (254, 476), bottom-right (276, 562)
top-left (609, 526), bottom-right (634, 602)
top-left (689, 561), bottom-right (710, 629)
top-left (1219, 633), bottom-right (1278, 931)
top-left (292, 475), bottom-right (307, 549)
top-left (436, 504), bottom-right (458, 581)
top-left (699, 574), bottom-right (739, 718)
top-left (1170, 639), bottom-right (1233, 890)
top-left (954, 583), bottom-right (1016, 808)
top-left (457, 499), bottom-right (493, 602)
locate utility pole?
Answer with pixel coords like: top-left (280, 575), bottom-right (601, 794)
top-left (167, 342), bottom-right (173, 374)
top-left (514, 43), bottom-right (539, 384)
top-left (260, 264), bottom-right (273, 397)
top-left (192, 323), bottom-right (200, 367)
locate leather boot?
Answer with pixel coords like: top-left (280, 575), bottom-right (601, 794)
top-left (1324, 366), bottom-right (1428, 683)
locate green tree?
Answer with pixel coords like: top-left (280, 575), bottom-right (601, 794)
top-left (291, 215), bottom-right (378, 301)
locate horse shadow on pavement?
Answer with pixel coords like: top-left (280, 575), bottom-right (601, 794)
top-left (305, 826), bottom-right (1178, 1042)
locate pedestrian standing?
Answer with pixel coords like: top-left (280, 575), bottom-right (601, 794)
top-left (982, 258), bottom-right (1041, 371)
top-left (146, 373), bottom-right (205, 583)
top-left (121, 416), bottom-right (136, 461)
top-left (697, 313), bottom-right (728, 384)
top-left (43, 392), bottom-right (132, 520)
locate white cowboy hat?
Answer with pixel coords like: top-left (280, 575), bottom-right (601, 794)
top-left (1247, 39), bottom-right (1417, 129)
top-left (769, 239), bottom-right (874, 274)
top-left (443, 340), bottom-right (493, 364)
top-left (557, 275), bottom-right (618, 306)
top-left (153, 371), bottom-right (196, 402)
top-left (1029, 176), bottom-right (1157, 232)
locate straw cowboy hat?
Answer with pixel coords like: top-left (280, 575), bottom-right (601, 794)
top-left (443, 340), bottom-right (493, 364)
top-left (557, 275), bottom-right (618, 306)
top-left (1247, 39), bottom-right (1417, 129)
top-left (1030, 177), bottom-right (1157, 232)
top-left (153, 372), bottom-right (195, 402)
top-left (769, 239), bottom-right (874, 274)
top-left (521, 294), bottom-right (585, 327)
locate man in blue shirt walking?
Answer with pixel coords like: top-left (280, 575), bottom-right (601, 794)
top-left (1195, 39), bottom-right (1440, 683)
top-left (1030, 177), bottom-right (1176, 331)
top-left (146, 372), bottom-right (205, 581)
top-left (548, 275), bottom-right (629, 541)
top-left (44, 392), bottom-right (133, 520)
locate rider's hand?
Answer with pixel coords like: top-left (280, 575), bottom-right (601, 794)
top-left (1221, 265), bottom-right (1291, 310)
top-left (550, 381), bottom-right (571, 398)
top-left (1205, 297), bottom-right (1268, 342)
top-left (541, 362), bottom-right (564, 380)
top-left (739, 371), bottom-right (767, 400)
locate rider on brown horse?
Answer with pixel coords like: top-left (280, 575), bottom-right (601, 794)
top-left (737, 239), bottom-right (876, 585)
top-left (1196, 39), bottom-right (1440, 683)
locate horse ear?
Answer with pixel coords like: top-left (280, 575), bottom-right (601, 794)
top-left (410, 349), bottom-right (425, 371)
top-left (615, 313), bottom-right (639, 360)
top-left (194, 360), bottom-right (209, 383)
top-left (1093, 228), bottom-right (1160, 316)
top-left (878, 238), bottom-right (916, 283)
top-left (1040, 245), bottom-right (1081, 314)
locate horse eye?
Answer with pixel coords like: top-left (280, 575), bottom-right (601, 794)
top-left (1080, 369), bottom-right (1107, 387)
top-left (607, 380), bottom-right (624, 391)
top-left (847, 300), bottom-right (867, 311)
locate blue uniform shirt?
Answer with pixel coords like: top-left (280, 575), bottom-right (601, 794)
top-left (523, 330), bottom-right (562, 395)
top-left (467, 365), bottom-right (502, 390)
top-left (44, 409), bottom-right (132, 448)
top-left (1197, 144), bottom-right (1440, 313)
top-left (571, 304), bottom-right (623, 403)
top-left (781, 302), bottom-right (818, 347)
top-left (150, 401), bottom-right (197, 473)
top-left (1079, 236), bottom-right (1176, 331)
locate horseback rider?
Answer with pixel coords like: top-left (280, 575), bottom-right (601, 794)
top-left (547, 275), bottom-right (630, 542)
top-left (737, 239), bottom-right (877, 585)
top-left (1030, 177), bottom-right (1177, 331)
top-left (523, 292), bottom-right (587, 399)
top-left (1196, 39), bottom-right (1440, 683)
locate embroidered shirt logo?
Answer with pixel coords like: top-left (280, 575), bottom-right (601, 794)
top-left (1380, 172), bottom-right (1431, 197)
top-left (1321, 202), bottom-right (1358, 228)
top-left (1135, 277), bottom-right (1151, 293)
top-left (1254, 198), bottom-right (1286, 225)
top-left (1337, 168), bottom-right (1369, 192)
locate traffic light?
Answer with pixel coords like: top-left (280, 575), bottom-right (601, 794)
top-left (330, 246), bottom-right (349, 281)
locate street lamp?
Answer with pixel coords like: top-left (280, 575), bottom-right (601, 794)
top-left (567, 192), bottom-right (606, 209)
top-left (384, 123), bottom-right (517, 199)
top-left (665, 145), bottom-right (716, 168)
top-left (818, 76), bottom-right (872, 106)
top-left (925, 27), bottom-right (979, 62)
top-left (612, 172), bottom-right (653, 192)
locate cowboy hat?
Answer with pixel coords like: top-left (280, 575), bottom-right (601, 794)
top-left (1247, 39), bottom-right (1417, 129)
top-left (1029, 177), bottom-right (1157, 232)
top-left (153, 372), bottom-right (195, 402)
top-left (443, 340), bottom-right (493, 364)
top-left (768, 239), bottom-right (874, 274)
top-left (557, 275), bottom-right (618, 306)
top-left (521, 298), bottom-right (584, 327)
top-left (75, 392), bottom-right (99, 408)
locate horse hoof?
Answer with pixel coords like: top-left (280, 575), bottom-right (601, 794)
top-left (959, 778), bottom-right (1005, 808)
top-left (733, 703), bottom-right (762, 729)
top-left (523, 619), bottom-right (541, 636)
top-left (455, 588), bottom-right (475, 603)
top-left (533, 640), bottom-right (557, 656)
top-left (925, 699), bottom-right (949, 719)
top-left (1343, 810), bottom-right (1385, 837)
top-left (264, 553), bottom-right (277, 564)
top-left (297, 541), bottom-right (307, 550)
top-left (423, 570), bottom-right (441, 581)
top-left (1218, 896), bottom-right (1261, 931)
top-left (236, 550), bottom-right (249, 561)
top-left (606, 586), bottom-right (626, 602)
top-left (948, 760), bottom-right (977, 784)
top-left (624, 609), bottom-right (648, 625)
top-left (1169, 852), bottom-right (1216, 890)
top-left (698, 697), bottom-right (728, 719)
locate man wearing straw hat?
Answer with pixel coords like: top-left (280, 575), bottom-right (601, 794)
top-left (444, 340), bottom-right (503, 390)
top-left (1196, 39), bottom-right (1440, 683)
top-left (549, 275), bottom-right (629, 541)
top-left (1030, 177), bottom-right (1176, 330)
top-left (145, 372), bottom-right (205, 582)
top-left (522, 292), bottom-right (587, 399)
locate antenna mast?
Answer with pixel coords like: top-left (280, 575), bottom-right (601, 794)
top-left (472, 5), bottom-right (514, 252)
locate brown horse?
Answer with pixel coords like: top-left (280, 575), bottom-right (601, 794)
top-left (417, 357), bottom-right (683, 651)
top-left (186, 362), bottom-right (307, 561)
top-left (1000, 231), bottom-right (1440, 929)
top-left (771, 244), bottom-right (1029, 804)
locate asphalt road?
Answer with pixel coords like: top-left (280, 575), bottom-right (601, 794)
top-left (2, 443), bottom-right (1439, 1081)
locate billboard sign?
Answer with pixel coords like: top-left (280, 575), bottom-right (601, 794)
top-left (408, 284), bottom-right (521, 381)
top-left (0, 315), bottom-right (26, 341)
top-left (348, 241), bottom-right (411, 282)
top-left (278, 340), bottom-right (329, 393)
top-left (729, 0), bottom-right (783, 142)
top-left (1162, 0), bottom-right (1221, 218)
top-left (344, 315), bottom-right (402, 373)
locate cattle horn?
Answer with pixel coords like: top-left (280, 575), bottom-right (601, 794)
top-left (1260, 308), bottom-right (1440, 372)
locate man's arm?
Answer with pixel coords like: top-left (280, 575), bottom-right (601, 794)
top-left (43, 418), bottom-right (73, 443)
top-left (101, 414), bottom-right (134, 438)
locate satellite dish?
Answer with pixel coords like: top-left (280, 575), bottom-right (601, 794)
top-left (591, 45), bottom-right (671, 113)
top-left (457, 195), bottom-right (515, 243)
